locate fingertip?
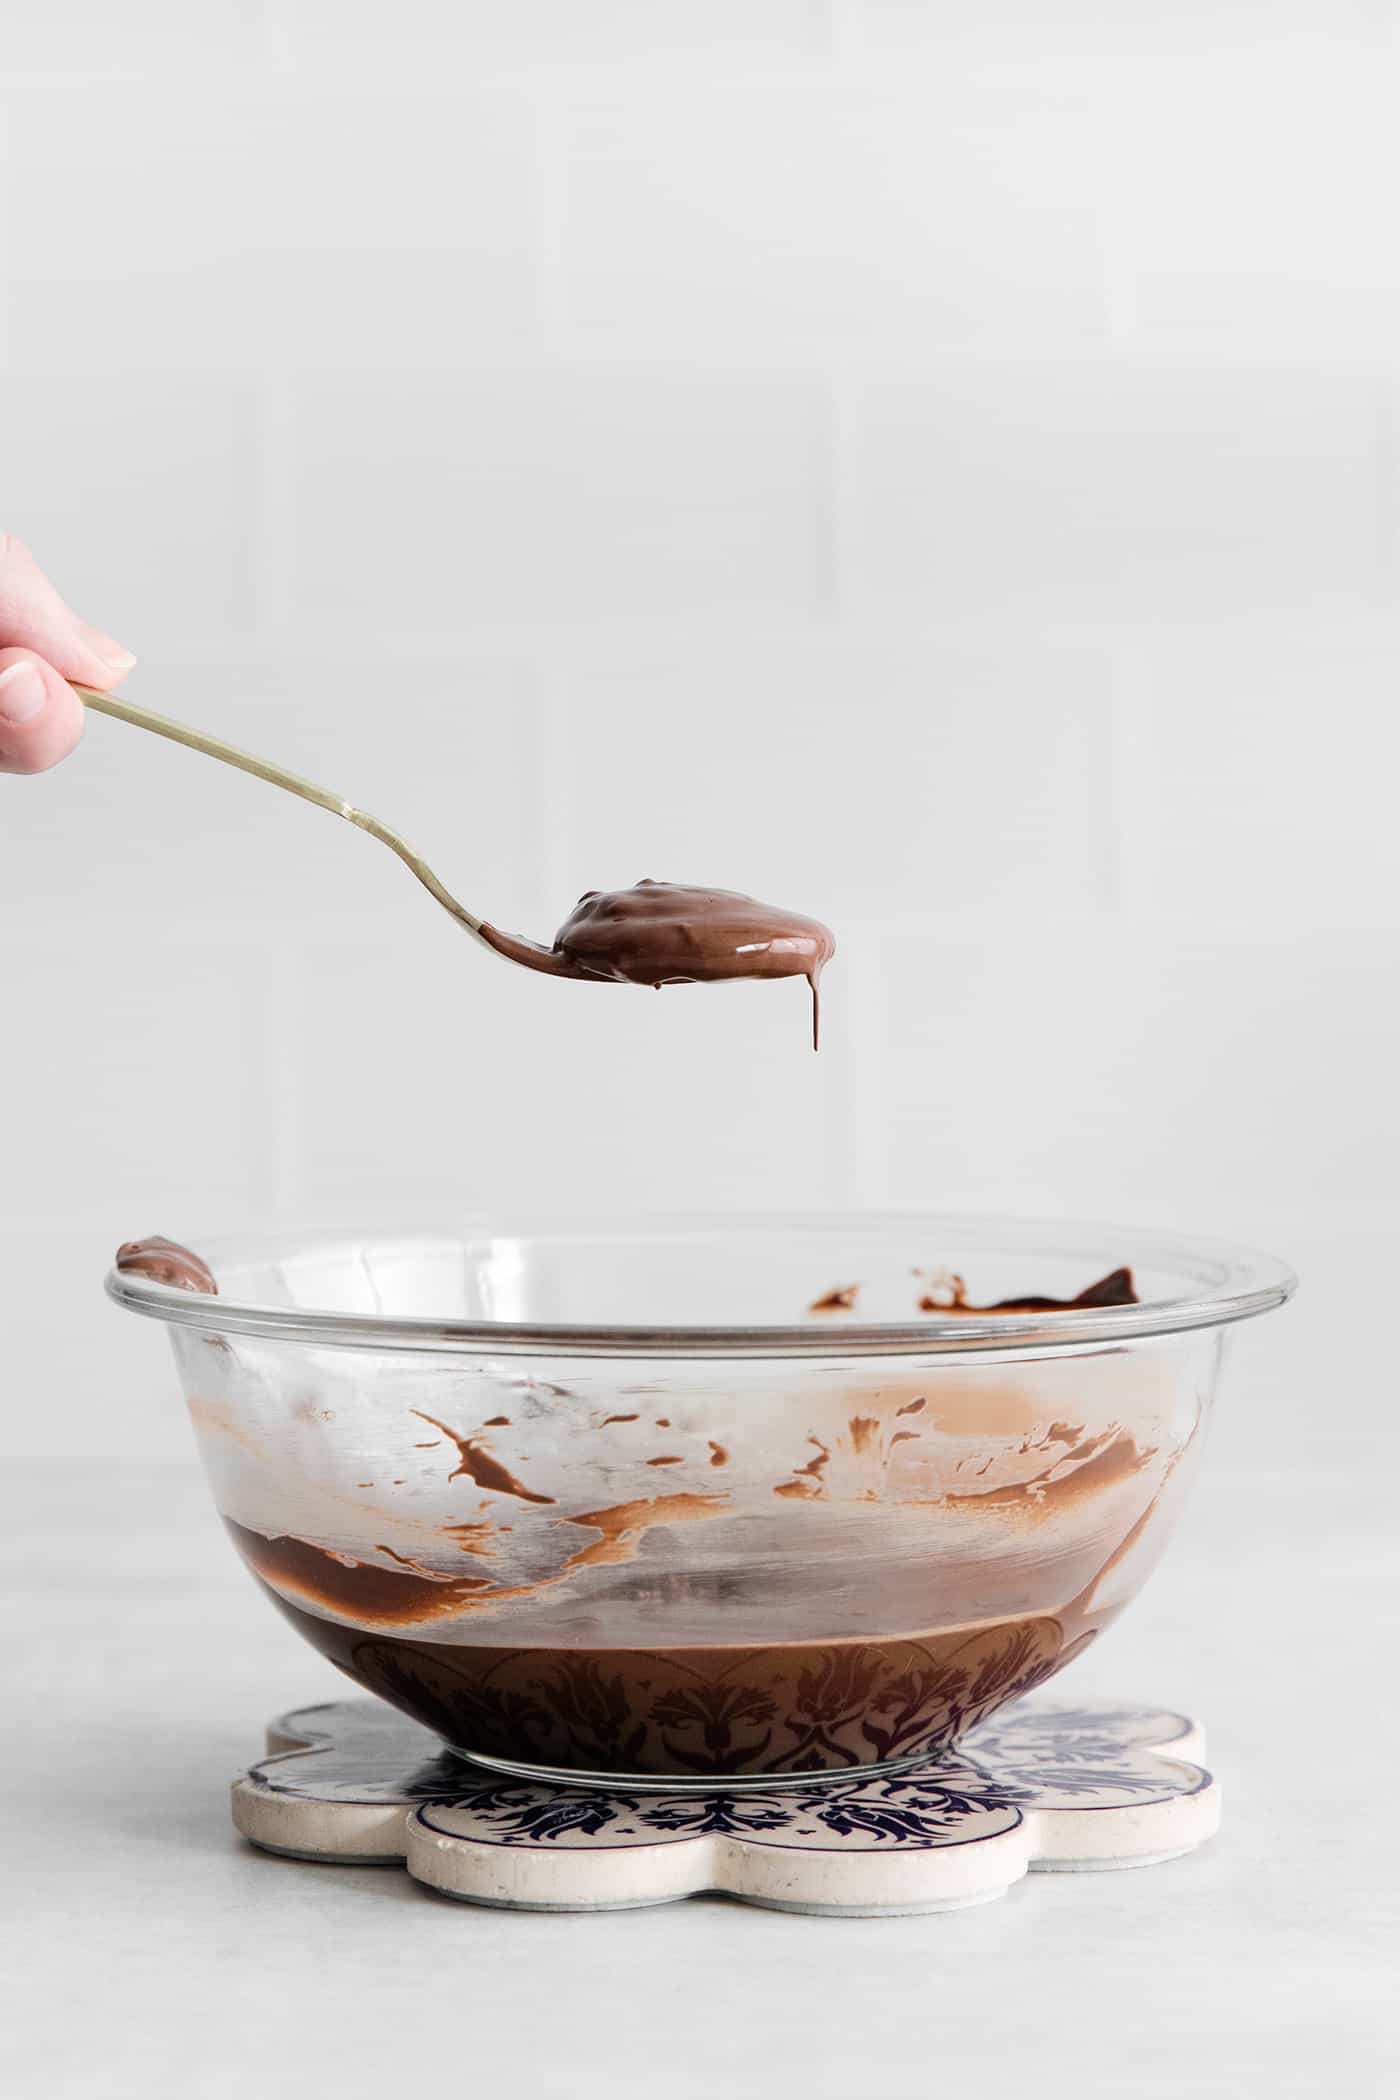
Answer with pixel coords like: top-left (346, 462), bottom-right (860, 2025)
top-left (0, 535), bottom-right (135, 686)
top-left (75, 622), bottom-right (137, 691)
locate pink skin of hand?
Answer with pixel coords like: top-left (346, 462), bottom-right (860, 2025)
top-left (0, 535), bottom-right (136, 775)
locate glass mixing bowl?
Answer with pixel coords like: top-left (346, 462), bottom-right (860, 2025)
top-left (107, 1214), bottom-right (1293, 1789)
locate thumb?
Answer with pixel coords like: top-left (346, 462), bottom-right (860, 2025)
top-left (0, 649), bottom-right (86, 775)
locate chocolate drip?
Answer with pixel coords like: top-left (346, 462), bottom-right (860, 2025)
top-left (480, 879), bottom-right (835, 1050)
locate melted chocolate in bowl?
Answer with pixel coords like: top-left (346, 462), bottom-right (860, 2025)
top-left (479, 879), bottom-right (836, 1049)
top-left (114, 1233), bottom-right (1242, 1784)
top-left (115, 1236), bottom-right (217, 1295)
top-left (224, 1517), bottom-right (1119, 1780)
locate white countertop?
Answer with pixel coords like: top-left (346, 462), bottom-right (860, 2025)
top-left (3, 1451), bottom-right (1395, 2100)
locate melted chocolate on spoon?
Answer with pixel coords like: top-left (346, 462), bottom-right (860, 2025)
top-left (479, 880), bottom-right (836, 1049)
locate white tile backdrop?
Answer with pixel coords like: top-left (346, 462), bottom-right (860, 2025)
top-left (1, 5), bottom-right (1396, 1461)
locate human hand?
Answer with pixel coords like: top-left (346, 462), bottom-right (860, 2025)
top-left (0, 534), bottom-right (136, 774)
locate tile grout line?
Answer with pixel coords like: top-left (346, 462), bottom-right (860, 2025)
top-left (811, 377), bottom-right (844, 626)
top-left (1102, 92), bottom-right (1140, 355)
top-left (530, 75), bottom-right (570, 353)
top-left (254, 940), bottom-right (307, 1220)
top-left (258, 0), bottom-right (293, 73)
top-left (526, 660), bottom-right (575, 930)
top-left (250, 369), bottom-right (296, 648)
top-left (835, 941), bottom-right (887, 1207)
top-left (1108, 640), bottom-right (1158, 921)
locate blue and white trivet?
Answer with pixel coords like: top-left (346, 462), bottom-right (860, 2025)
top-left (232, 1697), bottom-right (1218, 1916)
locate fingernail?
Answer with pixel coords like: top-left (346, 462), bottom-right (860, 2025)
top-left (79, 622), bottom-right (137, 673)
top-left (0, 659), bottom-right (47, 725)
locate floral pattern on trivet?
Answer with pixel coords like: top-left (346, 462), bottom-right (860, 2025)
top-left (233, 1698), bottom-right (1219, 1915)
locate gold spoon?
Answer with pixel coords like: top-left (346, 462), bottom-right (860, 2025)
top-left (72, 685), bottom-right (837, 1039)
top-left (74, 682), bottom-right (505, 961)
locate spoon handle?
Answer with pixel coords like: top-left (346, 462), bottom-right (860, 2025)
top-left (72, 683), bottom-right (488, 943)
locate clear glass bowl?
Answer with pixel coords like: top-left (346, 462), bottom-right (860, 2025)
top-left (108, 1213), bottom-right (1294, 1789)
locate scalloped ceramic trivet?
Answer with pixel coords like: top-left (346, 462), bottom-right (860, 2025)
top-left (231, 1697), bottom-right (1218, 1916)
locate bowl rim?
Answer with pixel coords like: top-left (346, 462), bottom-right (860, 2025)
top-left (104, 1210), bottom-right (1297, 1360)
